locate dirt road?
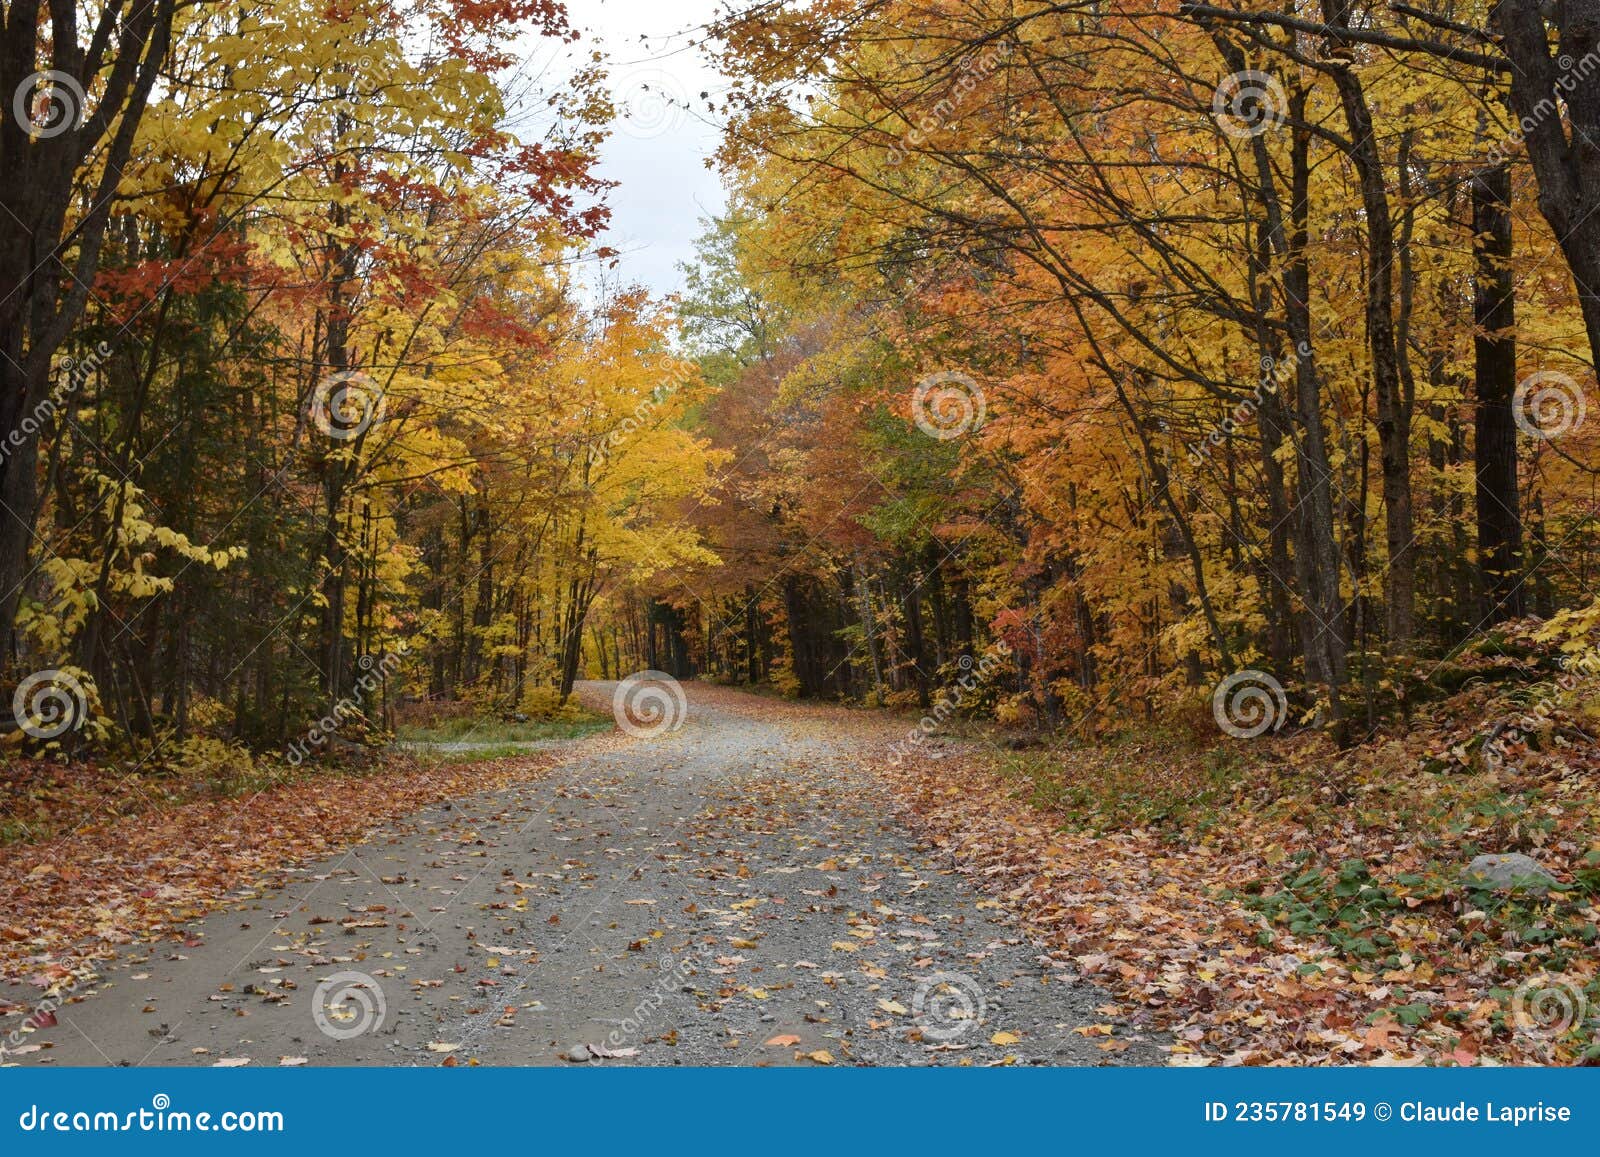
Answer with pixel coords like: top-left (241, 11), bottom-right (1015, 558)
top-left (14, 682), bottom-right (1156, 1066)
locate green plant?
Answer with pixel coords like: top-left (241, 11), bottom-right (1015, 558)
top-left (1243, 858), bottom-right (1407, 963)
top-left (167, 736), bottom-right (274, 797)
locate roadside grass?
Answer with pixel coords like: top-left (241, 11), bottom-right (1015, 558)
top-left (993, 728), bottom-right (1243, 835)
top-left (393, 711), bottom-right (611, 761)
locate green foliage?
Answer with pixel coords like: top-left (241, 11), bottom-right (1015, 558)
top-left (1244, 858), bottom-right (1407, 963)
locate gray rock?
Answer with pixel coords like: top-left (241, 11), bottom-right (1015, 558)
top-left (1460, 853), bottom-right (1561, 893)
top-left (565, 1044), bottom-right (592, 1063)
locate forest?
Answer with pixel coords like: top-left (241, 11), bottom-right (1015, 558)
top-left (2, 0), bottom-right (1599, 1070)
top-left (2, 0), bottom-right (1597, 759)
top-left (679, 0), bottom-right (1600, 745)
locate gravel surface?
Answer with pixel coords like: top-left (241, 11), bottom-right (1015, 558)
top-left (14, 682), bottom-right (1160, 1067)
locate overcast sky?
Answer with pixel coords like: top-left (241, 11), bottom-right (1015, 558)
top-left (537, 0), bottom-right (732, 300)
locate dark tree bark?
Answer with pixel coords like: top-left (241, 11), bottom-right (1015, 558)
top-left (1227, 71), bottom-right (1349, 720)
top-left (745, 586), bottom-right (762, 683)
top-left (0, 0), bottom-right (180, 650)
top-left (900, 564), bottom-right (930, 708)
top-left (1322, 2), bottom-right (1417, 650)
top-left (1491, 0), bottom-right (1600, 368)
top-left (951, 574), bottom-right (975, 656)
top-left (1471, 163), bottom-right (1526, 621)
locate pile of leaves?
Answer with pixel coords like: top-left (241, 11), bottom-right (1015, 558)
top-left (867, 666), bottom-right (1600, 1065)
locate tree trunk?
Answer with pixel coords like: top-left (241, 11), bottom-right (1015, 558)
top-left (0, 0), bottom-right (179, 649)
top-left (1325, 36), bottom-right (1416, 651)
top-left (1492, 0), bottom-right (1600, 369)
top-left (1471, 163), bottom-right (1525, 622)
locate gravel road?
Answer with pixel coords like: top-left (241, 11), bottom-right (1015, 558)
top-left (14, 682), bottom-right (1159, 1067)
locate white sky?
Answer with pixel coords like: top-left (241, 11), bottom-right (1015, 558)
top-left (540, 0), bottom-right (732, 300)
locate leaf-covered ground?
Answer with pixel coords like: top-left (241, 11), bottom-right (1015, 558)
top-left (867, 668), bottom-right (1600, 1065)
top-left (4, 686), bottom-right (1147, 1068)
top-left (3, 664), bottom-right (1596, 1065)
top-left (0, 747), bottom-right (603, 994)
